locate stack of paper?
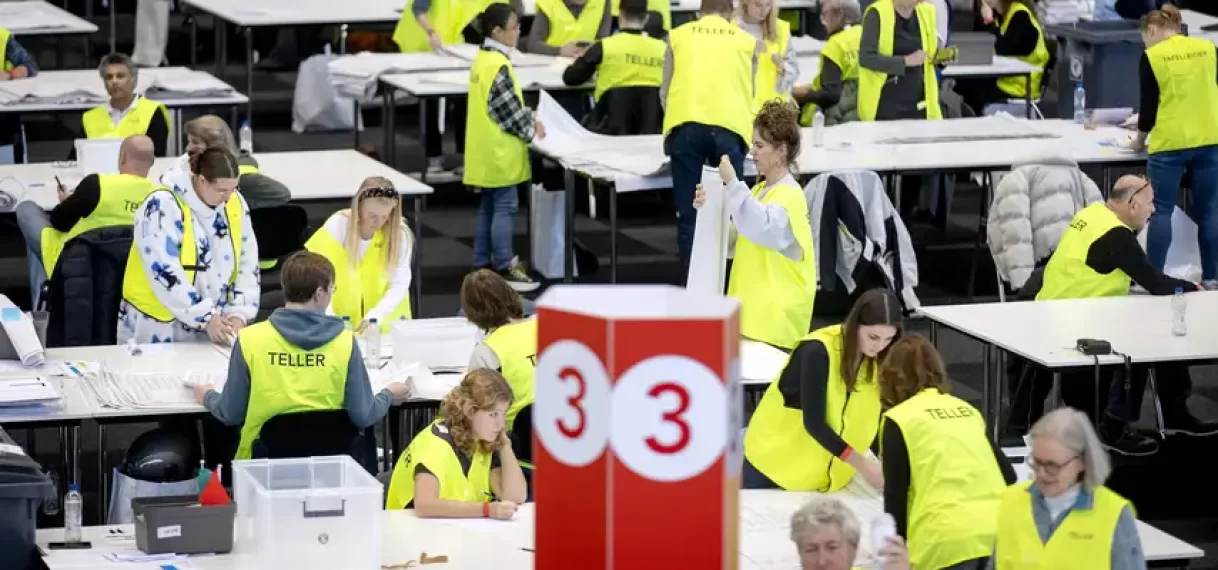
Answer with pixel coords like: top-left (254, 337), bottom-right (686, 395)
top-left (532, 90), bottom-right (669, 179)
top-left (0, 376), bottom-right (61, 406)
top-left (0, 299), bottom-right (44, 367)
top-left (0, 3), bottom-right (71, 32)
top-left (83, 371), bottom-right (223, 409)
top-left (327, 52), bottom-right (472, 99)
top-left (143, 68), bottom-right (238, 100)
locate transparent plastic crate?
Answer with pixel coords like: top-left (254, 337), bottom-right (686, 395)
top-left (232, 456), bottom-right (383, 570)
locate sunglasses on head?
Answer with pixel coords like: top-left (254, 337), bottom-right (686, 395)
top-left (361, 186), bottom-right (398, 198)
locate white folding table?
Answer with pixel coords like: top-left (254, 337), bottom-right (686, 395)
top-left (0, 1), bottom-right (97, 69)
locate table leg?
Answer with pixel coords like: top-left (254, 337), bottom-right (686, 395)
top-left (109, 0), bottom-right (116, 54)
top-left (96, 422), bottom-right (107, 523)
top-left (983, 343), bottom-right (995, 440)
top-left (169, 109), bottom-right (183, 156)
top-left (214, 19), bottom-right (226, 78)
top-left (1102, 167), bottom-right (1112, 197)
top-left (230, 105), bottom-right (238, 132)
top-left (1025, 75), bottom-right (1033, 119)
top-left (416, 96), bottom-right (428, 181)
top-left (353, 100), bottom-right (361, 148)
top-left (412, 197), bottom-right (423, 317)
top-left (71, 425), bottom-right (81, 487)
top-left (381, 412), bottom-right (393, 474)
top-left (244, 27), bottom-right (254, 125)
top-left (929, 321), bottom-right (938, 347)
top-left (563, 169), bottom-right (576, 282)
top-left (190, 14), bottom-right (198, 67)
top-left (1050, 371), bottom-right (1063, 409)
top-left (609, 181), bottom-right (618, 283)
top-left (1148, 369), bottom-right (1166, 439)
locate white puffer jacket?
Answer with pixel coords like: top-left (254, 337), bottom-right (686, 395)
top-left (987, 153), bottom-right (1103, 290)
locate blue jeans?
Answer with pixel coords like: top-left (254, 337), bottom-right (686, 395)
top-left (669, 123), bottom-right (747, 273)
top-left (1146, 145), bottom-right (1218, 280)
top-left (741, 458), bottom-right (780, 489)
top-left (473, 185), bottom-right (519, 271)
top-left (15, 200), bottom-right (49, 307)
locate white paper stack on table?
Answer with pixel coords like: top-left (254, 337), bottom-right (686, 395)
top-left (0, 376), bottom-right (61, 407)
top-left (0, 297), bottom-right (44, 367)
top-left (328, 45), bottom-right (558, 100)
top-left (84, 370), bottom-right (224, 409)
top-left (142, 68), bottom-right (238, 100)
top-left (0, 2), bottom-right (72, 32)
top-left (532, 90), bottom-right (670, 178)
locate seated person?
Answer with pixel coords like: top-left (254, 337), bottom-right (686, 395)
top-left (182, 115), bottom-right (291, 210)
top-left (957, 0), bottom-right (1049, 115)
top-left (1029, 175), bottom-right (1218, 455)
top-left (80, 53), bottom-right (169, 156)
top-left (790, 495), bottom-right (911, 570)
top-left (386, 368), bottom-right (528, 517)
top-left (191, 251), bottom-right (408, 459)
top-left (17, 135), bottom-right (155, 306)
top-left (562, 0), bottom-right (665, 135)
top-left (611, 0), bottom-right (671, 38)
top-left (526, 0), bottom-right (612, 56)
top-left (0, 26), bottom-right (37, 163)
top-left (791, 0), bottom-right (862, 126)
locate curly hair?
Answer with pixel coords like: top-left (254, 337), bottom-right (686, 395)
top-left (439, 368), bottom-right (515, 456)
top-left (754, 100), bottom-right (802, 168)
top-left (878, 335), bottom-right (951, 408)
top-left (461, 269), bottom-right (524, 331)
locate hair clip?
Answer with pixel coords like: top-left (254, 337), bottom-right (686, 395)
top-left (361, 186), bottom-right (399, 198)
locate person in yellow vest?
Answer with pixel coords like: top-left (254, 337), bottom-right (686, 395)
top-left (560, 0), bottom-right (665, 134)
top-left (988, 407), bottom-right (1145, 570)
top-left (0, 27), bottom-right (37, 164)
top-left (955, 0), bottom-right (1048, 115)
top-left (737, 0), bottom-right (797, 109)
top-left (15, 136), bottom-right (154, 306)
top-left (662, 0), bottom-right (758, 270)
top-left (1133, 4), bottom-right (1218, 290)
top-left (609, 0), bottom-right (670, 38)
top-left (790, 495), bottom-right (912, 570)
top-left (181, 115), bottom-right (291, 210)
top-left (386, 368), bottom-right (528, 516)
top-left (305, 177), bottom-right (414, 333)
top-left (461, 269), bottom-right (536, 462)
top-left (792, 0), bottom-right (863, 126)
top-left (878, 336), bottom-right (1015, 570)
top-left (191, 251), bottom-right (409, 460)
top-left (526, 0), bottom-right (611, 56)
top-left (692, 101), bottom-right (816, 350)
top-left (465, 3), bottom-right (542, 292)
top-left (743, 288), bottom-right (902, 491)
top-left (857, 0), bottom-right (940, 122)
top-left (81, 53), bottom-right (170, 157)
top-left (118, 147), bottom-right (260, 344)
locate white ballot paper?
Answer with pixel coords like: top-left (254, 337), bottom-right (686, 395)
top-left (686, 167), bottom-right (730, 296)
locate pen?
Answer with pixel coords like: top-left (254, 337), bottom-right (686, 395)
top-left (520, 548), bottom-right (534, 553)
top-left (378, 360), bottom-right (390, 370)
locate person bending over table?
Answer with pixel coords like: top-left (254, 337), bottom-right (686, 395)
top-left (791, 0), bottom-right (863, 126)
top-left (182, 115), bottom-right (291, 211)
top-left (693, 101), bottom-right (817, 351)
top-left (1132, 4), bottom-right (1218, 290)
top-left (790, 495), bottom-right (912, 570)
top-left (988, 408), bottom-right (1145, 570)
top-left (1032, 174), bottom-right (1218, 456)
top-left (462, 269), bottom-right (536, 462)
top-left (191, 252), bottom-right (408, 460)
top-left (526, 0), bottom-right (612, 57)
top-left (17, 135), bottom-right (155, 307)
top-left (737, 0), bottom-right (798, 109)
top-left (305, 177), bottom-right (414, 333)
top-left (879, 336), bottom-right (1015, 570)
top-left (743, 288), bottom-right (902, 491)
top-left (662, 0), bottom-right (758, 273)
top-left (956, 0), bottom-right (1048, 116)
top-left (387, 368), bottom-right (528, 516)
top-left (0, 26), bottom-right (36, 163)
top-left (560, 0), bottom-right (665, 135)
top-left (118, 147), bottom-right (260, 344)
top-left (79, 53), bottom-right (169, 157)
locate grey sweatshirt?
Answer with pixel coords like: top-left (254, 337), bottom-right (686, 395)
top-left (204, 308), bottom-right (393, 430)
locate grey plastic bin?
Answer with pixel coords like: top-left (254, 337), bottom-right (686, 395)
top-left (1048, 20), bottom-right (1189, 118)
top-left (0, 427), bottom-right (53, 570)
top-left (132, 495), bottom-right (236, 555)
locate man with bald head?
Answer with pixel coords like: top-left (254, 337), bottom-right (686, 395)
top-left (16, 135), bottom-right (158, 305)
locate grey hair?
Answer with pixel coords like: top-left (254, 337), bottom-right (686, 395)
top-left (1029, 407), bottom-right (1112, 489)
top-left (825, 0), bottom-right (863, 23)
top-left (97, 52), bottom-right (137, 83)
top-left (185, 115), bottom-right (239, 156)
top-left (789, 496), bottom-right (861, 547)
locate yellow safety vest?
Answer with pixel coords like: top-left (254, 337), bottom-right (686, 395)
top-left (608, 0), bottom-right (671, 30)
top-left (663, 15), bottom-right (757, 145)
top-left (237, 164), bottom-right (258, 176)
top-left (725, 181), bottom-right (816, 350)
top-left (122, 190), bottom-right (245, 323)
top-left (463, 49), bottom-right (531, 188)
top-left (386, 420), bottom-right (494, 510)
top-left (857, 0), bottom-right (941, 121)
top-left (995, 482), bottom-right (1131, 570)
top-left (235, 321), bottom-right (352, 459)
top-left (1037, 202), bottom-right (1131, 301)
top-left (481, 319), bottom-right (536, 429)
top-left (40, 173), bottom-right (155, 275)
top-left (801, 25), bottom-right (862, 126)
top-left (393, 0), bottom-right (500, 53)
top-left (304, 213), bottom-right (413, 331)
top-left (81, 97), bottom-right (170, 140)
top-left (592, 32), bottom-right (665, 102)
top-left (743, 325), bottom-right (882, 491)
top-left (754, 20), bottom-right (792, 109)
top-left (1145, 34), bottom-right (1218, 154)
top-left (0, 27), bottom-right (14, 71)
top-left (882, 389), bottom-right (1005, 570)
top-left (537, 0), bottom-right (606, 47)
top-left (995, 3), bottom-right (1048, 99)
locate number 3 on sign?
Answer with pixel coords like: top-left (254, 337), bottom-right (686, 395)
top-left (612, 355), bottom-right (728, 482)
top-left (535, 340), bottom-right (612, 467)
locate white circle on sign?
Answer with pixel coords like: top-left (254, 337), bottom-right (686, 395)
top-left (534, 339), bottom-right (611, 467)
top-left (611, 355), bottom-right (728, 482)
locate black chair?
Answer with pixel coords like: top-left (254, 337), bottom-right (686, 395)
top-left (256, 410), bottom-right (373, 472)
top-left (249, 205), bottom-right (310, 292)
top-left (42, 226), bottom-right (132, 347)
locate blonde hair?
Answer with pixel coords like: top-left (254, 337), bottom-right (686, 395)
top-left (1141, 3), bottom-right (1182, 32)
top-left (1029, 408), bottom-right (1112, 489)
top-left (343, 176), bottom-right (412, 274)
top-left (439, 369), bottom-right (514, 455)
top-left (184, 115), bottom-right (238, 156)
top-left (736, 0), bottom-right (780, 42)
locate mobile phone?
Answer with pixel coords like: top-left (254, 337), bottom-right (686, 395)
top-left (47, 541), bottom-right (92, 549)
top-left (934, 45), bottom-right (959, 65)
top-left (53, 175), bottom-right (63, 189)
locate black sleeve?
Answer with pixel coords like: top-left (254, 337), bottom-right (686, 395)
top-left (1138, 53), bottom-right (1159, 132)
top-left (991, 11), bottom-right (1039, 57)
top-left (775, 340), bottom-right (852, 458)
top-left (48, 174), bottom-right (102, 231)
top-left (881, 420), bottom-right (911, 539)
top-left (146, 110), bottom-right (170, 157)
top-left (798, 59), bottom-right (844, 109)
top-left (990, 437), bottom-right (1018, 485)
top-left (1086, 227), bottom-right (1195, 295)
top-left (562, 40), bottom-right (604, 86)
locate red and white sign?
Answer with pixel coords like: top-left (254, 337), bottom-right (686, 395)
top-left (534, 285), bottom-right (742, 570)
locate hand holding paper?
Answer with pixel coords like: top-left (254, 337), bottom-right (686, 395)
top-left (718, 155), bottom-right (737, 184)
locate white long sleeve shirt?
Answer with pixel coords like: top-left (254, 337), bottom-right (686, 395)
top-left (319, 213), bottom-right (413, 323)
top-left (724, 173), bottom-right (804, 262)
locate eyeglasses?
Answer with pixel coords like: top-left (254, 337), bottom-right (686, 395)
top-left (1126, 175), bottom-right (1151, 205)
top-left (361, 186), bottom-right (398, 198)
top-left (1027, 455), bottom-right (1080, 477)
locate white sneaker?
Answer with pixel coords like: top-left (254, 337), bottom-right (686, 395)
top-left (1202, 280), bottom-right (1218, 291)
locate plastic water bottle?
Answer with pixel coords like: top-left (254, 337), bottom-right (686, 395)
top-left (812, 109), bottom-right (825, 148)
top-left (363, 319), bottom-right (381, 366)
top-left (1172, 287), bottom-right (1187, 336)
top-left (1073, 82), bottom-right (1087, 124)
top-left (238, 121), bottom-right (253, 155)
top-left (64, 484), bottom-right (82, 543)
top-left (871, 512), bottom-right (897, 568)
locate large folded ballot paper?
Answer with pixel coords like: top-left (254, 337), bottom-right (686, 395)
top-left (0, 297), bottom-right (44, 368)
top-left (532, 90), bottom-right (669, 179)
top-left (686, 167), bottom-right (730, 296)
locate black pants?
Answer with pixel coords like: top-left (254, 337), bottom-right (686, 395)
top-left (1006, 358), bottom-right (1192, 431)
top-left (423, 98), bottom-right (467, 159)
top-left (954, 77), bottom-right (1007, 117)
